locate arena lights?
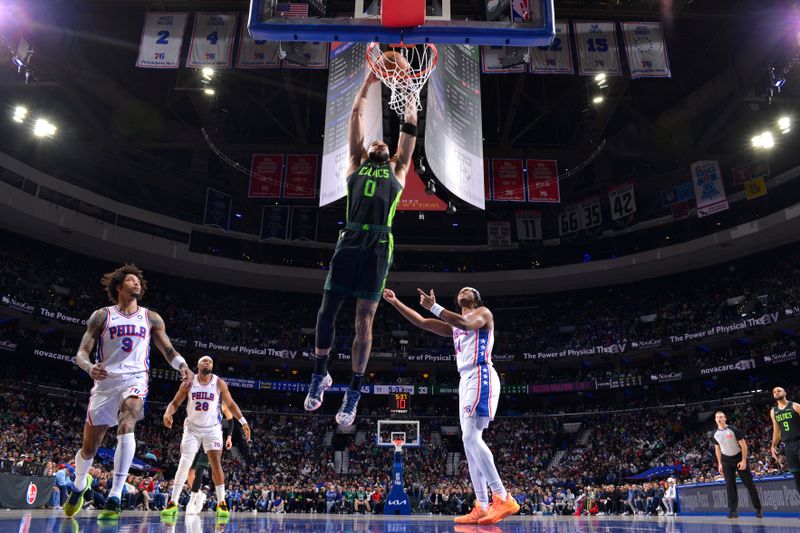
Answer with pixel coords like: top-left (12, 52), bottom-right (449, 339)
top-left (12, 105), bottom-right (27, 123)
top-left (204, 88), bottom-right (215, 96)
top-left (32, 118), bottom-right (56, 137)
top-left (592, 95), bottom-right (604, 105)
top-left (778, 116), bottom-right (791, 133)
top-left (594, 72), bottom-right (608, 89)
top-left (751, 131), bottom-right (775, 149)
top-left (201, 67), bottom-right (215, 79)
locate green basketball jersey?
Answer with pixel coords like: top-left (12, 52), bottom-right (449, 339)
top-left (774, 401), bottom-right (800, 442)
top-left (345, 161), bottom-right (403, 229)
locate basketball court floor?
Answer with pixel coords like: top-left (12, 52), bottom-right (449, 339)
top-left (8, 511), bottom-right (800, 533)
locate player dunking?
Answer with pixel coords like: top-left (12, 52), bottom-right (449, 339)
top-left (383, 287), bottom-right (520, 525)
top-left (770, 386), bottom-right (800, 500)
top-left (305, 70), bottom-right (418, 426)
top-left (161, 356), bottom-right (251, 519)
top-left (64, 264), bottom-right (194, 520)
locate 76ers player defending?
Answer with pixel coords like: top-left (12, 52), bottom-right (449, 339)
top-left (161, 356), bottom-right (251, 519)
top-left (64, 265), bottom-right (194, 520)
top-left (383, 287), bottom-right (520, 525)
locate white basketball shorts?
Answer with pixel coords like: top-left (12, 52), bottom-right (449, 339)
top-left (86, 372), bottom-right (148, 427)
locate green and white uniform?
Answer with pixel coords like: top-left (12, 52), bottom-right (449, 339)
top-left (324, 160), bottom-right (403, 301)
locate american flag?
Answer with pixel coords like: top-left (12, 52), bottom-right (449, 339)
top-left (275, 2), bottom-right (309, 17)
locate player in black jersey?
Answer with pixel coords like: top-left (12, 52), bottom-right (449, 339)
top-left (305, 69), bottom-right (418, 426)
top-left (770, 386), bottom-right (800, 498)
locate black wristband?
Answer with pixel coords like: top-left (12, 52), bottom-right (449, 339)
top-left (400, 122), bottom-right (418, 136)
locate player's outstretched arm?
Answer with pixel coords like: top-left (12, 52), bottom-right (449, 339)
top-left (163, 386), bottom-right (188, 428)
top-left (393, 96), bottom-right (418, 184)
top-left (348, 73), bottom-right (380, 176)
top-left (383, 289), bottom-right (452, 337)
top-left (149, 310), bottom-right (194, 385)
top-left (417, 288), bottom-right (493, 331)
top-left (219, 379), bottom-right (251, 442)
top-left (76, 308), bottom-right (109, 380)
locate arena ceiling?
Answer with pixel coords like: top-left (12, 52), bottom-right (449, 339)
top-left (0, 0), bottom-right (798, 232)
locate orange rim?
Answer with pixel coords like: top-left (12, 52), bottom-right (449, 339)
top-left (366, 42), bottom-right (438, 81)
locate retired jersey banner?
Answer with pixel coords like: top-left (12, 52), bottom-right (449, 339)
top-left (282, 42), bottom-right (330, 69)
top-left (249, 154), bottom-right (283, 198)
top-left (608, 182), bottom-right (637, 220)
top-left (573, 21), bottom-right (622, 76)
top-left (525, 159), bottom-right (560, 203)
top-left (515, 210), bottom-right (542, 241)
top-left (481, 46), bottom-right (527, 73)
top-left (530, 21), bottom-right (574, 75)
top-left (558, 205), bottom-right (580, 236)
top-left (691, 160), bottom-right (729, 218)
top-left (579, 196), bottom-right (603, 230)
top-left (236, 30), bottom-right (280, 68)
top-left (487, 221), bottom-right (512, 246)
top-left (621, 22), bottom-right (671, 79)
top-left (283, 154), bottom-right (318, 199)
top-left (744, 176), bottom-right (767, 200)
top-left (136, 12), bottom-right (188, 68)
top-left (186, 13), bottom-right (237, 68)
top-left (491, 159), bottom-right (526, 202)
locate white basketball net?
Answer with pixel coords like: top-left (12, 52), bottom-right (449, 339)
top-left (367, 43), bottom-right (438, 118)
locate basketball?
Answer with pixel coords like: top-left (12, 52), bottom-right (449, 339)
top-left (377, 50), bottom-right (410, 77)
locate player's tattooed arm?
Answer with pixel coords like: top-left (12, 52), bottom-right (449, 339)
top-left (76, 308), bottom-right (109, 380)
top-left (149, 310), bottom-right (195, 385)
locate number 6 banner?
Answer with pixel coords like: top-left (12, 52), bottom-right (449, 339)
top-left (136, 12), bottom-right (188, 69)
top-left (187, 13), bottom-right (237, 68)
top-left (608, 182), bottom-right (637, 220)
top-left (573, 21), bottom-right (622, 76)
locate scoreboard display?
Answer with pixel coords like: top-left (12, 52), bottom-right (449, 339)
top-left (389, 392), bottom-right (410, 417)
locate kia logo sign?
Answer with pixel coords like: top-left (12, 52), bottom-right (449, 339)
top-left (26, 483), bottom-right (37, 505)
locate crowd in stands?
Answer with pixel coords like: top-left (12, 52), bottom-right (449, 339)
top-left (2, 232), bottom-right (800, 361)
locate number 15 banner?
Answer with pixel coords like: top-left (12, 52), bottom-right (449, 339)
top-left (136, 12), bottom-right (189, 69)
top-left (187, 13), bottom-right (237, 68)
top-left (573, 21), bottom-right (621, 76)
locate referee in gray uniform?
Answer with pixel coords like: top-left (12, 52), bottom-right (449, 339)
top-left (711, 410), bottom-right (763, 518)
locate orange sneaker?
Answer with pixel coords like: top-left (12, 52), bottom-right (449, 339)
top-left (477, 493), bottom-right (521, 525)
top-left (454, 502), bottom-right (489, 524)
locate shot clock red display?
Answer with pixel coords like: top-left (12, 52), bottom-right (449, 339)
top-left (389, 392), bottom-right (410, 416)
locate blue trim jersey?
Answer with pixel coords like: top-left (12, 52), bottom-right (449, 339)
top-left (453, 316), bottom-right (494, 374)
top-left (185, 374), bottom-right (222, 429)
top-left (96, 306), bottom-right (151, 379)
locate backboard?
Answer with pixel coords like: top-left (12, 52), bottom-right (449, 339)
top-left (248, 0), bottom-right (555, 46)
top-left (376, 420), bottom-right (421, 449)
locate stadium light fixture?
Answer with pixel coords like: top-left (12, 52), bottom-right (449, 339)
top-left (592, 95), bottom-right (604, 105)
top-left (594, 73), bottom-right (606, 83)
top-left (12, 106), bottom-right (27, 123)
top-left (201, 67), bottom-right (215, 79)
top-left (760, 131), bottom-right (775, 148)
top-left (204, 88), bottom-right (215, 96)
top-left (32, 118), bottom-right (56, 137)
top-left (778, 116), bottom-right (791, 133)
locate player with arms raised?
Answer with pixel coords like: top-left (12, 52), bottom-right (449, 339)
top-left (64, 264), bottom-right (194, 520)
top-left (305, 68), bottom-right (418, 426)
top-left (161, 356), bottom-right (251, 519)
top-left (383, 287), bottom-right (520, 525)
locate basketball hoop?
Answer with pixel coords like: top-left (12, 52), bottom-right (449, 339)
top-left (392, 438), bottom-right (406, 453)
top-left (366, 42), bottom-right (438, 118)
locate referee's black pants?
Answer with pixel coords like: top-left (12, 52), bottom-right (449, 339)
top-left (721, 453), bottom-right (762, 513)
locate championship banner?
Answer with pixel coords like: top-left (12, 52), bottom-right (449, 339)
top-left (744, 176), bottom-right (767, 200)
top-left (620, 22), bottom-right (671, 79)
top-left (525, 159), bottom-right (560, 203)
top-left (260, 205), bottom-right (290, 240)
top-left (608, 182), bottom-right (637, 220)
top-left (515, 210), bottom-right (542, 241)
top-left (203, 188), bottom-right (232, 230)
top-left (529, 21), bottom-right (574, 75)
top-left (491, 159), bottom-right (526, 202)
top-left (282, 42), bottom-right (330, 69)
top-left (690, 160), bottom-right (729, 218)
top-left (235, 30), bottom-right (280, 68)
top-left (487, 221), bottom-right (512, 246)
top-left (186, 13), bottom-right (238, 68)
top-left (481, 46), bottom-right (527, 73)
top-left (283, 154), bottom-right (318, 199)
top-left (320, 42), bottom-right (382, 206)
top-left (425, 44), bottom-right (485, 209)
top-left (136, 12), bottom-right (188, 69)
top-left (248, 154), bottom-right (283, 198)
top-left (573, 21), bottom-right (622, 76)
top-left (484, 159), bottom-right (492, 201)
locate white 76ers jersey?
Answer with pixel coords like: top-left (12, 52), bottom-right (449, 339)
top-left (97, 306), bottom-right (151, 379)
top-left (453, 322), bottom-right (494, 374)
top-left (186, 375), bottom-right (222, 429)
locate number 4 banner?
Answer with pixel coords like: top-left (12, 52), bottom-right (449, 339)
top-left (573, 21), bottom-right (622, 76)
top-left (187, 13), bottom-right (237, 68)
top-left (608, 182), bottom-right (637, 220)
top-left (136, 12), bottom-right (189, 69)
